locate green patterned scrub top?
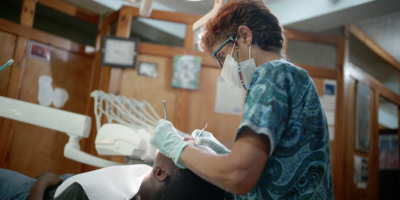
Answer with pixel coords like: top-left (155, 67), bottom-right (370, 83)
top-left (230, 60), bottom-right (334, 200)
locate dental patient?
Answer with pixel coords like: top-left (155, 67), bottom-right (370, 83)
top-left (0, 145), bottom-right (226, 200)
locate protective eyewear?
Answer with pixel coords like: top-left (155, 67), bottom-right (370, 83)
top-left (212, 32), bottom-right (238, 69)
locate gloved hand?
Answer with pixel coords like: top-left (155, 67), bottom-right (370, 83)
top-left (150, 119), bottom-right (190, 169)
top-left (192, 130), bottom-right (231, 154)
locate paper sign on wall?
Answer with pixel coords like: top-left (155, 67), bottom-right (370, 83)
top-left (319, 79), bottom-right (337, 141)
top-left (215, 77), bottom-right (244, 115)
top-left (354, 155), bottom-right (369, 189)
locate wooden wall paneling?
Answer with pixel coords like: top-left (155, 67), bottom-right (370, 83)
top-left (0, 31), bottom-right (17, 127)
top-left (183, 24), bottom-right (195, 51)
top-left (37, 0), bottom-right (99, 25)
top-left (373, 91), bottom-right (381, 199)
top-left (187, 67), bottom-right (243, 149)
top-left (0, 0), bottom-right (36, 168)
top-left (174, 90), bottom-right (192, 133)
top-left (107, 6), bottom-right (132, 95)
top-left (349, 64), bottom-right (400, 106)
top-left (367, 88), bottom-right (379, 199)
top-left (138, 42), bottom-right (217, 67)
top-left (8, 47), bottom-right (94, 177)
top-left (20, 0), bottom-right (36, 26)
top-left (173, 23), bottom-right (195, 132)
top-left (119, 54), bottom-right (178, 123)
top-left (343, 78), bottom-right (356, 200)
top-left (343, 80), bottom-right (379, 200)
top-left (285, 29), bottom-right (339, 46)
top-left (349, 23), bottom-right (400, 71)
top-left (0, 19), bottom-right (95, 58)
top-left (80, 12), bottom-right (117, 172)
top-left (332, 36), bottom-right (346, 199)
top-left (114, 54), bottom-right (179, 162)
top-left (0, 37), bottom-right (30, 168)
top-left (295, 63), bottom-right (336, 80)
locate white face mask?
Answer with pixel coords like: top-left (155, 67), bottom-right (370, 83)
top-left (220, 43), bottom-right (257, 90)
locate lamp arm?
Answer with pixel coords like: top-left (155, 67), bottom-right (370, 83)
top-left (64, 135), bottom-right (125, 168)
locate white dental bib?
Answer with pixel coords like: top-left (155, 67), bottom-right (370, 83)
top-left (54, 164), bottom-right (152, 200)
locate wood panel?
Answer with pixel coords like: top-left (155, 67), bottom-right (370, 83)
top-left (0, 31), bottom-right (17, 99)
top-left (285, 29), bottom-right (339, 46)
top-left (333, 36), bottom-right (346, 199)
top-left (8, 47), bottom-right (94, 177)
top-left (37, 0), bottom-right (99, 25)
top-left (349, 63), bottom-right (400, 106)
top-left (349, 23), bottom-right (400, 71)
top-left (296, 63), bottom-right (337, 80)
top-left (184, 24), bottom-right (195, 51)
top-left (187, 67), bottom-right (243, 149)
top-left (0, 19), bottom-right (95, 58)
top-left (80, 12), bottom-right (115, 172)
top-left (138, 42), bottom-right (217, 67)
top-left (20, 0), bottom-right (36, 27)
top-left (0, 0), bottom-right (35, 168)
top-left (119, 54), bottom-right (178, 123)
top-left (0, 31), bottom-right (17, 132)
top-left (344, 79), bottom-right (379, 199)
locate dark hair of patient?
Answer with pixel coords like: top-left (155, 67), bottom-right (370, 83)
top-left (154, 146), bottom-right (226, 200)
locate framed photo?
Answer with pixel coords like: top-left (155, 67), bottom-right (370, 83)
top-left (355, 81), bottom-right (371, 153)
top-left (101, 36), bottom-right (139, 68)
top-left (138, 62), bottom-right (158, 78)
top-left (171, 55), bottom-right (201, 90)
top-left (28, 40), bottom-right (51, 62)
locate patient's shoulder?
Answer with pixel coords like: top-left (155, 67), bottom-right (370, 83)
top-left (54, 182), bottom-right (89, 200)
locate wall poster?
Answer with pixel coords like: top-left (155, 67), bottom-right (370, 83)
top-left (171, 55), bottom-right (201, 90)
top-left (355, 81), bottom-right (371, 153)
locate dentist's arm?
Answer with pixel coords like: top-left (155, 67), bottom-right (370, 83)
top-left (180, 127), bottom-right (270, 195)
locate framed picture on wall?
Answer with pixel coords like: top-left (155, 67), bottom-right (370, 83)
top-left (355, 81), bottom-right (371, 153)
top-left (171, 55), bottom-right (201, 90)
top-left (138, 62), bottom-right (158, 78)
top-left (101, 36), bottom-right (139, 68)
top-left (28, 40), bottom-right (52, 62)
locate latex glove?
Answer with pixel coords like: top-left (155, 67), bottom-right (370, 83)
top-left (150, 119), bottom-right (190, 169)
top-left (192, 130), bottom-right (231, 154)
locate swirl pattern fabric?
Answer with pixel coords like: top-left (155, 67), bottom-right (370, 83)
top-left (232, 60), bottom-right (334, 200)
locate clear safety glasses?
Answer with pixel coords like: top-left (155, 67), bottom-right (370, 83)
top-left (212, 32), bottom-right (237, 69)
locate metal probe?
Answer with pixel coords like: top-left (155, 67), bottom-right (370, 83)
top-left (195, 122), bottom-right (209, 140)
top-left (163, 100), bottom-right (167, 120)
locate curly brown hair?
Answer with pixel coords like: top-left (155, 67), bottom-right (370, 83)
top-left (199, 0), bottom-right (284, 56)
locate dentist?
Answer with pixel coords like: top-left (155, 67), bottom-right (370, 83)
top-left (150, 0), bottom-right (334, 199)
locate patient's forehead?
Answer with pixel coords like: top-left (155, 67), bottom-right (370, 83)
top-left (154, 145), bottom-right (216, 167)
top-left (154, 149), bottom-right (174, 167)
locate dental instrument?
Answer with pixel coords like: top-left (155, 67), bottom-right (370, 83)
top-left (195, 122), bottom-right (209, 141)
top-left (91, 90), bottom-right (186, 164)
top-left (0, 59), bottom-right (13, 72)
top-left (163, 100), bottom-right (167, 120)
